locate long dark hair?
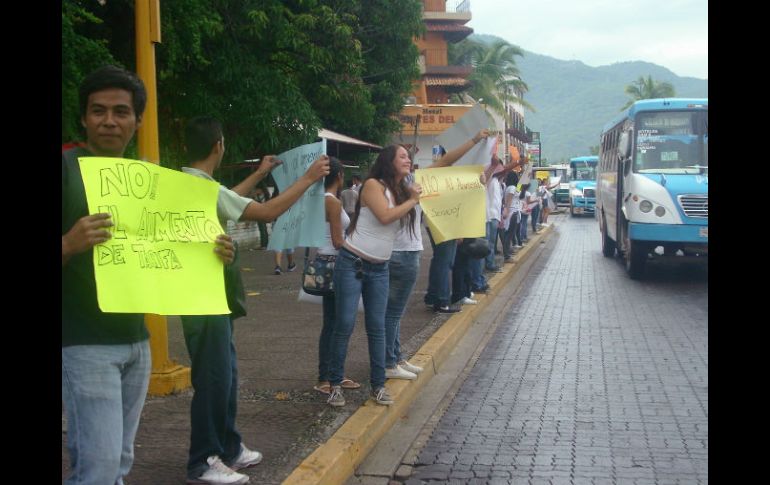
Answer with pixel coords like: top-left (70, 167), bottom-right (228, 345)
top-left (346, 145), bottom-right (416, 238)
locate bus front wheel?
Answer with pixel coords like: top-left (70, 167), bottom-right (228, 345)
top-left (625, 240), bottom-right (646, 279)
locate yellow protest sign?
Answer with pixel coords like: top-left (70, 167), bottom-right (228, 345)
top-left (415, 165), bottom-right (486, 244)
top-left (78, 157), bottom-right (230, 315)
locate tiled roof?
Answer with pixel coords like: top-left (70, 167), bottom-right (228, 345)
top-left (424, 76), bottom-right (471, 87)
top-left (426, 22), bottom-right (474, 33)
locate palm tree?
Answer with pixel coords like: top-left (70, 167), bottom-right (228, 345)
top-left (448, 39), bottom-right (534, 119)
top-left (622, 75), bottom-right (676, 110)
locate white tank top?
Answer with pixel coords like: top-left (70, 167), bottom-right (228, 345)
top-left (344, 184), bottom-right (399, 263)
top-left (318, 192), bottom-right (350, 256)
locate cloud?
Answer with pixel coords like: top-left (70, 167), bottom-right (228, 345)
top-left (468, 0), bottom-right (707, 78)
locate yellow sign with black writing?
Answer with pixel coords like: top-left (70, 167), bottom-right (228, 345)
top-left (78, 157), bottom-right (229, 315)
top-left (415, 165), bottom-right (486, 244)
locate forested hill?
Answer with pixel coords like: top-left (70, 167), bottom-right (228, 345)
top-left (472, 34), bottom-right (708, 163)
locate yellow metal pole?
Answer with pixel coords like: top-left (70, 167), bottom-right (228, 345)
top-left (135, 0), bottom-right (191, 396)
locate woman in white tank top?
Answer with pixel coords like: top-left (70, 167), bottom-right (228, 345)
top-left (314, 157), bottom-right (361, 395)
top-left (326, 145), bottom-right (422, 407)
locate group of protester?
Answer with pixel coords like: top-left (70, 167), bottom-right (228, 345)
top-left (61, 65), bottom-right (558, 485)
top-left (421, 150), bottom-right (559, 316)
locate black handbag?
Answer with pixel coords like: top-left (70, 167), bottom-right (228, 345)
top-left (302, 248), bottom-right (335, 296)
top-left (460, 237), bottom-right (491, 259)
top-left (224, 240), bottom-right (247, 319)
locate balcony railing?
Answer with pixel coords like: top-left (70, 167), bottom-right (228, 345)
top-left (424, 0), bottom-right (471, 13)
top-left (452, 0), bottom-right (470, 12)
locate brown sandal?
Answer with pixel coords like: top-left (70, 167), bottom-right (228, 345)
top-left (340, 378), bottom-right (361, 389)
top-left (313, 382), bottom-right (331, 394)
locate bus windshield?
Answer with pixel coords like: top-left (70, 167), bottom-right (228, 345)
top-left (569, 158), bottom-right (597, 181)
top-left (572, 165), bottom-right (596, 180)
top-left (634, 110), bottom-right (708, 174)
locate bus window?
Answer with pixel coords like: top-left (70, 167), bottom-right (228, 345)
top-left (634, 111), bottom-right (708, 174)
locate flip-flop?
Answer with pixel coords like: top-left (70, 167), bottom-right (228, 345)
top-left (340, 378), bottom-right (361, 389)
top-left (313, 383), bottom-right (331, 395)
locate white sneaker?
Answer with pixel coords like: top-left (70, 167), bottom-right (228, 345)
top-left (399, 360), bottom-right (423, 374)
top-left (229, 444), bottom-right (262, 471)
top-left (460, 297), bottom-right (478, 305)
top-left (187, 456), bottom-right (249, 484)
top-left (385, 365), bottom-right (417, 380)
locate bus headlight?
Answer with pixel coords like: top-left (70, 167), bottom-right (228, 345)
top-left (655, 206), bottom-right (666, 217)
top-left (639, 200), bottom-right (653, 213)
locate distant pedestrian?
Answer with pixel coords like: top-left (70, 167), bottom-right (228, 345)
top-left (340, 179), bottom-right (358, 220)
top-left (351, 174), bottom-right (362, 192)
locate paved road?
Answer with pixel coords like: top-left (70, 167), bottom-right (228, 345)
top-left (403, 215), bottom-right (708, 485)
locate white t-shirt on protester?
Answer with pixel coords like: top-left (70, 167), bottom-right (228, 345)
top-left (318, 192), bottom-right (350, 256)
top-left (486, 176), bottom-right (504, 222)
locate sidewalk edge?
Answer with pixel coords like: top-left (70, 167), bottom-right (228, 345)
top-left (281, 225), bottom-right (555, 485)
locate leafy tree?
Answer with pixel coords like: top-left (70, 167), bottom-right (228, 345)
top-left (352, 0), bottom-right (423, 146)
top-left (621, 75), bottom-right (675, 110)
top-left (60, 0), bottom-right (422, 168)
top-left (62, 1), bottom-right (119, 143)
top-left (448, 38), bottom-right (533, 119)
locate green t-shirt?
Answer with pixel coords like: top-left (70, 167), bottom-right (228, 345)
top-left (61, 148), bottom-right (149, 347)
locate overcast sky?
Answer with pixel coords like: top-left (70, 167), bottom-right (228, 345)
top-left (466, 0), bottom-right (708, 79)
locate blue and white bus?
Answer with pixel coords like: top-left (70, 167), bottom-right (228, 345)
top-left (596, 98), bottom-right (708, 279)
top-left (568, 156), bottom-right (598, 216)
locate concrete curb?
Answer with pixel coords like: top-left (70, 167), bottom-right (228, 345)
top-left (282, 225), bottom-right (555, 485)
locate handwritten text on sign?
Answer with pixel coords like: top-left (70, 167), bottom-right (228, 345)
top-left (79, 157), bottom-right (229, 315)
top-left (267, 140), bottom-right (327, 251)
top-left (415, 165), bottom-right (486, 244)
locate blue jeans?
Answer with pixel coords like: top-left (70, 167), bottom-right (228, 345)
top-left (62, 341), bottom-right (151, 485)
top-left (181, 315), bottom-right (242, 479)
top-left (531, 205), bottom-right (541, 231)
top-left (485, 219), bottom-right (500, 269)
top-left (520, 213), bottom-right (530, 242)
top-left (470, 257), bottom-right (487, 290)
top-left (385, 250), bottom-right (421, 368)
top-left (424, 231), bottom-right (457, 307)
top-left (330, 247), bottom-right (389, 389)
top-left (318, 294), bottom-right (335, 382)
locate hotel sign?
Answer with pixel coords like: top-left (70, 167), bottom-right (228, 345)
top-left (398, 105), bottom-right (472, 135)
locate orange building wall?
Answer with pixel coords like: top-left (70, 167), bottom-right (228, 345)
top-left (423, 0), bottom-right (447, 12)
top-left (418, 32), bottom-right (448, 66)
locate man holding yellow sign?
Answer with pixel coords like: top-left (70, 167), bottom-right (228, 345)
top-left (61, 66), bottom-right (236, 485)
